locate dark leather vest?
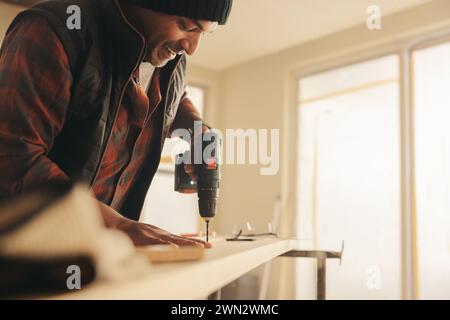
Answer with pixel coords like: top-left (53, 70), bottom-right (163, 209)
top-left (7, 0), bottom-right (187, 220)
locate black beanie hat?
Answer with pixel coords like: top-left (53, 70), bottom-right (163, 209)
top-left (127, 0), bottom-right (233, 25)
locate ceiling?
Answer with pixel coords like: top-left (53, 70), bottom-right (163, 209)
top-left (1, 0), bottom-right (433, 71)
top-left (189, 0), bottom-right (433, 70)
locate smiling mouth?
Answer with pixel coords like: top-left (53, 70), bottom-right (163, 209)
top-left (163, 45), bottom-right (177, 60)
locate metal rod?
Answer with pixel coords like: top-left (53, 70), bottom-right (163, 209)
top-left (317, 254), bottom-right (326, 300)
top-left (280, 244), bottom-right (344, 300)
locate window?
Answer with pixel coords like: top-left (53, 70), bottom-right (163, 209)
top-left (140, 85), bottom-right (205, 235)
top-left (297, 36), bottom-right (450, 299)
top-left (297, 56), bottom-right (402, 299)
top-left (413, 41), bottom-right (450, 299)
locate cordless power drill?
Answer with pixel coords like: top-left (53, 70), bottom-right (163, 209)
top-left (174, 132), bottom-right (221, 243)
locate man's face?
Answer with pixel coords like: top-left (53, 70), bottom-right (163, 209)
top-left (121, 2), bottom-right (218, 67)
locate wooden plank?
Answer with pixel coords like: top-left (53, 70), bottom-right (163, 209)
top-left (136, 245), bottom-right (204, 263)
top-left (48, 238), bottom-right (297, 300)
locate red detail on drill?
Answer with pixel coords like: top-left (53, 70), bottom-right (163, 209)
top-left (206, 159), bottom-right (217, 170)
top-left (180, 189), bottom-right (197, 194)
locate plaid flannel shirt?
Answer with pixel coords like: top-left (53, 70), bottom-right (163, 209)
top-left (0, 15), bottom-right (164, 211)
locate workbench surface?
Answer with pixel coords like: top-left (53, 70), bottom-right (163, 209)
top-left (47, 238), bottom-right (298, 300)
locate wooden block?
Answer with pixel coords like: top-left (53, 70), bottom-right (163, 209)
top-left (136, 245), bottom-right (204, 263)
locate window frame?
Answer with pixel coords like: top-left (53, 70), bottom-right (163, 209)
top-left (289, 29), bottom-right (450, 300)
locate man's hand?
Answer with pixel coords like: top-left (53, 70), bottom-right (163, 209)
top-left (117, 219), bottom-right (212, 248)
top-left (98, 202), bottom-right (212, 248)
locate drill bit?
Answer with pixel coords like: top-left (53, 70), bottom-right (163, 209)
top-left (206, 220), bottom-right (210, 243)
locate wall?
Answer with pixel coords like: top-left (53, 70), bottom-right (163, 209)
top-left (186, 63), bottom-right (222, 131)
top-left (0, 2), bottom-right (23, 42)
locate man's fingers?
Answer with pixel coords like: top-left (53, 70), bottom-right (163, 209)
top-left (180, 234), bottom-right (213, 248)
top-left (139, 229), bottom-right (178, 247)
top-left (171, 235), bottom-right (213, 249)
top-left (157, 239), bottom-right (179, 247)
top-left (133, 233), bottom-right (178, 247)
top-left (186, 237), bottom-right (213, 248)
top-left (200, 241), bottom-right (213, 248)
top-left (124, 221), bottom-right (210, 248)
top-left (165, 235), bottom-right (205, 248)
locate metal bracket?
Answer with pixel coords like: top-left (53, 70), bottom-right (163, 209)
top-left (279, 241), bottom-right (344, 300)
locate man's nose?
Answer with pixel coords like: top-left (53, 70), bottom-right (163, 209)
top-left (180, 33), bottom-right (201, 56)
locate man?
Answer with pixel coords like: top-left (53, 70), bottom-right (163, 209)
top-left (0, 0), bottom-right (233, 247)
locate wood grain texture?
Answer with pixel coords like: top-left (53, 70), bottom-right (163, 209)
top-left (136, 245), bottom-right (204, 263)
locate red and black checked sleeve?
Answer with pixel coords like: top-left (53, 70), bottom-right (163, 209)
top-left (0, 15), bottom-right (72, 199)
